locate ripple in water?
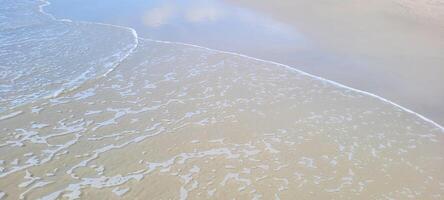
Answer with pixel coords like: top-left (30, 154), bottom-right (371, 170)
top-left (0, 0), bottom-right (443, 199)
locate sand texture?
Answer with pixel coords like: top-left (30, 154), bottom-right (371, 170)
top-left (226, 0), bottom-right (444, 124)
top-left (1, 39), bottom-right (443, 199)
top-left (1, 0), bottom-right (444, 199)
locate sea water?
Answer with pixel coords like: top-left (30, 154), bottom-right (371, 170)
top-left (0, 0), bottom-right (443, 199)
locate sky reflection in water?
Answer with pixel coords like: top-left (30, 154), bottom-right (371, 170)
top-left (46, 0), bottom-right (315, 60)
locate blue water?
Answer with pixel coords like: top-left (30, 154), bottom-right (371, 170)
top-left (46, 0), bottom-right (305, 49)
top-left (0, 0), bottom-right (138, 111)
top-left (44, 0), bottom-right (333, 66)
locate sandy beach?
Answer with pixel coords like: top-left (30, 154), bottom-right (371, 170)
top-left (45, 0), bottom-right (444, 125)
top-left (226, 0), bottom-right (444, 125)
top-left (0, 0), bottom-right (443, 199)
top-left (1, 38), bottom-right (443, 199)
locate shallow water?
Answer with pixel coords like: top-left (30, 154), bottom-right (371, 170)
top-left (226, 0), bottom-right (444, 125)
top-left (0, 0), bottom-right (443, 199)
top-left (45, 0), bottom-right (309, 53)
top-left (45, 0), bottom-right (351, 85)
top-left (46, 0), bottom-right (444, 125)
top-left (0, 0), bottom-right (137, 112)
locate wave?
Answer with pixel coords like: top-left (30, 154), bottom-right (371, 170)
top-left (142, 38), bottom-right (444, 131)
top-left (37, 0), bottom-right (140, 98)
top-left (0, 0), bottom-right (138, 112)
top-left (2, 0), bottom-right (442, 132)
top-left (1, 2), bottom-right (443, 198)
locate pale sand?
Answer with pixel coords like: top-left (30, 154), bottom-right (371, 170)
top-left (0, 39), bottom-right (443, 199)
top-left (225, 0), bottom-right (444, 125)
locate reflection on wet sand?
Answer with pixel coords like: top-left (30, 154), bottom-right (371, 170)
top-left (225, 0), bottom-right (444, 125)
top-left (0, 0), bottom-right (443, 199)
top-left (142, 1), bottom-right (224, 27)
top-left (47, 0), bottom-right (444, 125)
top-left (1, 38), bottom-right (444, 199)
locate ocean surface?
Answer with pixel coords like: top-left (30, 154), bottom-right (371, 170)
top-left (0, 0), bottom-right (443, 199)
top-left (46, 0), bottom-right (444, 125)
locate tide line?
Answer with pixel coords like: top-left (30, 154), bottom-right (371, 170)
top-left (39, 0), bottom-right (444, 132)
top-left (142, 38), bottom-right (444, 132)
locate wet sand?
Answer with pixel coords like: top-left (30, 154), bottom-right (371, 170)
top-left (225, 0), bottom-right (444, 125)
top-left (1, 0), bottom-right (444, 199)
top-left (45, 0), bottom-right (444, 125)
top-left (1, 38), bottom-right (444, 199)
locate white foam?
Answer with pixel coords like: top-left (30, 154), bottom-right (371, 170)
top-left (141, 38), bottom-right (444, 132)
top-left (67, 124), bottom-right (164, 177)
top-left (0, 110), bottom-right (23, 121)
top-left (19, 181), bottom-right (52, 200)
top-left (221, 172), bottom-right (252, 190)
top-left (263, 140), bottom-right (280, 154)
top-left (3, 1), bottom-right (441, 198)
top-left (18, 170), bottom-right (41, 188)
top-left (84, 110), bottom-right (103, 115)
top-left (179, 165), bottom-right (200, 200)
top-left (190, 140), bottom-right (200, 144)
top-left (14, 0), bottom-right (444, 134)
top-left (3, 0), bottom-right (139, 111)
top-left (31, 107), bottom-right (44, 114)
top-left (298, 157), bottom-right (317, 169)
top-left (112, 187), bottom-right (130, 197)
top-left (31, 123), bottom-right (49, 129)
top-left (207, 188), bottom-right (216, 197)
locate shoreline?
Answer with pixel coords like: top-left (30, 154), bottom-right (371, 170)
top-left (1, 1), bottom-right (443, 198)
top-left (223, 0), bottom-right (444, 125)
top-left (34, 0), bottom-right (443, 131)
